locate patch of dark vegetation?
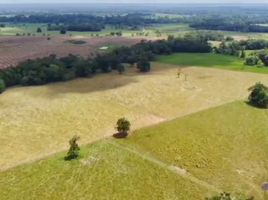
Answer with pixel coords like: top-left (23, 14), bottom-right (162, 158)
top-left (64, 135), bottom-right (80, 161)
top-left (64, 40), bottom-right (87, 45)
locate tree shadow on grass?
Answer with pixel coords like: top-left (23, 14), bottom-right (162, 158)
top-left (15, 63), bottom-right (178, 99)
top-left (26, 72), bottom-right (139, 98)
top-left (113, 132), bottom-right (128, 139)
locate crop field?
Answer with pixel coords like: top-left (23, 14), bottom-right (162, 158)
top-left (1, 62), bottom-right (268, 171)
top-left (1, 101), bottom-right (267, 199)
top-left (0, 36), bottom-right (140, 68)
top-left (157, 53), bottom-right (268, 74)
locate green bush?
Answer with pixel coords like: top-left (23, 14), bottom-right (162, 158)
top-left (244, 56), bottom-right (259, 66)
top-left (248, 82), bottom-right (268, 108)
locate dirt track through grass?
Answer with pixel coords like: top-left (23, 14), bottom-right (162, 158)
top-left (1, 63), bottom-right (268, 170)
top-left (109, 141), bottom-right (221, 193)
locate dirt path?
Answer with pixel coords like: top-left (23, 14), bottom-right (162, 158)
top-left (108, 140), bottom-right (221, 193)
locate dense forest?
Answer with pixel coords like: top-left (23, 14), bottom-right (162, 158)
top-left (0, 33), bottom-right (211, 92)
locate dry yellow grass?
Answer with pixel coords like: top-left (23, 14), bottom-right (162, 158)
top-left (1, 63), bottom-right (268, 171)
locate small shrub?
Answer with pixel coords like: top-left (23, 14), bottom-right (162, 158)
top-left (248, 82), bottom-right (268, 108)
top-left (65, 136), bottom-right (80, 161)
top-left (60, 29), bottom-right (67, 34)
top-left (244, 56), bottom-right (259, 66)
top-left (36, 27), bottom-right (42, 33)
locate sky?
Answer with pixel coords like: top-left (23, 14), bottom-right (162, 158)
top-left (1, 0), bottom-right (268, 4)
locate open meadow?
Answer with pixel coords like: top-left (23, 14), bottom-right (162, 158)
top-left (157, 53), bottom-right (268, 74)
top-left (1, 60), bottom-right (268, 171)
top-left (2, 3), bottom-right (268, 200)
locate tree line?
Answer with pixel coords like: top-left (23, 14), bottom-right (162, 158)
top-left (213, 38), bottom-right (268, 67)
top-left (189, 15), bottom-right (268, 33)
top-left (0, 34), bottom-right (211, 93)
top-left (0, 13), bottom-right (180, 32)
top-left (47, 23), bottom-right (104, 32)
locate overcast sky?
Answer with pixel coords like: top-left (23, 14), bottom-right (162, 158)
top-left (1, 0), bottom-right (268, 4)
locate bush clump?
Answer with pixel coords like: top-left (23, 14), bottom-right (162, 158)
top-left (65, 135), bottom-right (80, 161)
top-left (244, 56), bottom-right (259, 66)
top-left (248, 82), bottom-right (268, 108)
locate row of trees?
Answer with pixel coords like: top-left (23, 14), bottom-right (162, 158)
top-left (48, 23), bottom-right (104, 32)
top-left (0, 34), bottom-right (211, 93)
top-left (214, 39), bottom-right (268, 67)
top-left (190, 16), bottom-right (268, 33)
top-left (0, 13), bottom-right (180, 32)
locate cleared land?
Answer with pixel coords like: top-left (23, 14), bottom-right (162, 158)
top-left (1, 101), bottom-right (267, 199)
top-left (157, 53), bottom-right (268, 74)
top-left (0, 36), bottom-right (139, 68)
top-left (1, 62), bottom-right (268, 171)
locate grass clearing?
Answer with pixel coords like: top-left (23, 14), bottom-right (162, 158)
top-left (157, 53), bottom-right (268, 74)
top-left (0, 140), bottom-right (211, 200)
top-left (1, 64), bottom-right (268, 171)
top-left (121, 101), bottom-right (268, 199)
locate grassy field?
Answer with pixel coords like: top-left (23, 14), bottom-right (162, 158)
top-left (157, 53), bottom-right (268, 74)
top-left (1, 63), bottom-right (268, 171)
top-left (123, 101), bottom-right (268, 199)
top-left (1, 101), bottom-right (267, 199)
top-left (0, 140), bottom-right (211, 200)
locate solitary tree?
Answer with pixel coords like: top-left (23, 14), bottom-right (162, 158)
top-left (248, 82), bottom-right (268, 108)
top-left (60, 29), bottom-right (67, 34)
top-left (36, 27), bottom-right (42, 33)
top-left (240, 49), bottom-right (246, 58)
top-left (65, 135), bottom-right (80, 160)
top-left (115, 118), bottom-right (131, 137)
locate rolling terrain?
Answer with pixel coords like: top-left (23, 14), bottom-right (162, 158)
top-left (1, 101), bottom-right (267, 199)
top-left (1, 60), bottom-right (268, 171)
